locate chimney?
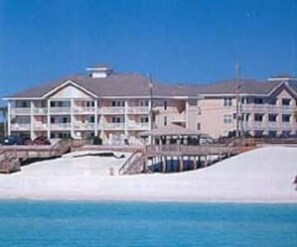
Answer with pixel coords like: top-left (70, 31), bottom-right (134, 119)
top-left (86, 64), bottom-right (113, 78)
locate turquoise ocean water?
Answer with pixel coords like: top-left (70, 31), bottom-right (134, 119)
top-left (0, 201), bottom-right (296, 247)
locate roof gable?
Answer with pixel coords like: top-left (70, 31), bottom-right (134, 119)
top-left (43, 80), bottom-right (97, 99)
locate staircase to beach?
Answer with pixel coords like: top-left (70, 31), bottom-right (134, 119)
top-left (0, 150), bottom-right (20, 174)
top-left (118, 150), bottom-right (147, 175)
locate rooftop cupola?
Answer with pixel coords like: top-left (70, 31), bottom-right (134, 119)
top-left (86, 64), bottom-right (113, 78)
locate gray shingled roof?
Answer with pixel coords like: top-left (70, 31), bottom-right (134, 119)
top-left (6, 73), bottom-right (295, 99)
top-left (194, 79), bottom-right (282, 95)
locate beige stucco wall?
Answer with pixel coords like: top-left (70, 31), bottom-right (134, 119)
top-left (197, 97), bottom-right (236, 138)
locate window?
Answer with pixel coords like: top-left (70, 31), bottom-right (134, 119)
top-left (140, 100), bottom-right (149, 107)
top-left (282, 114), bottom-right (290, 122)
top-left (269, 99), bottom-right (277, 105)
top-left (282, 99), bottom-right (291, 106)
top-left (197, 107), bottom-right (201, 115)
top-left (268, 114), bottom-right (277, 122)
top-left (197, 123), bottom-right (201, 130)
top-left (164, 101), bottom-right (167, 110)
top-left (20, 101), bottom-right (29, 108)
top-left (140, 116), bottom-right (149, 123)
top-left (254, 98), bottom-right (264, 104)
top-left (243, 113), bottom-right (250, 122)
top-left (164, 116), bottom-right (167, 126)
top-left (254, 114), bottom-right (263, 122)
top-left (223, 98), bottom-right (232, 106)
top-left (112, 116), bottom-right (124, 123)
top-left (86, 101), bottom-right (95, 107)
top-left (223, 114), bottom-right (232, 124)
top-left (268, 131), bottom-right (277, 138)
top-left (112, 101), bottom-right (125, 107)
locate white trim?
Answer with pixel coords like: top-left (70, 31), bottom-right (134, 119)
top-left (30, 101), bottom-right (34, 139)
top-left (94, 100), bottom-right (98, 136)
top-left (42, 80), bottom-right (98, 99)
top-left (3, 97), bottom-right (43, 100)
top-left (7, 101), bottom-right (11, 136)
top-left (47, 99), bottom-right (51, 139)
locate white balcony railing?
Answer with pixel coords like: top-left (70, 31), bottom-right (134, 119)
top-left (127, 106), bottom-right (150, 114)
top-left (11, 123), bottom-right (31, 131)
top-left (33, 108), bottom-right (47, 115)
top-left (34, 123), bottom-right (48, 130)
top-left (101, 107), bottom-right (125, 114)
top-left (128, 123), bottom-right (149, 130)
top-left (104, 122), bottom-right (125, 130)
top-left (50, 107), bottom-right (71, 114)
top-left (50, 123), bottom-right (71, 130)
top-left (280, 122), bottom-right (292, 130)
top-left (268, 122), bottom-right (278, 130)
top-left (11, 108), bottom-right (31, 115)
top-left (253, 121), bottom-right (265, 130)
top-left (74, 122), bottom-right (96, 130)
top-left (74, 107), bottom-right (96, 114)
top-left (281, 105), bottom-right (295, 113)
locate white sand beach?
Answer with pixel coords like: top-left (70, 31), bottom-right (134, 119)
top-left (0, 146), bottom-right (296, 203)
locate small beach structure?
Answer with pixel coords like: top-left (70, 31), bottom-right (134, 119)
top-left (119, 124), bottom-right (240, 175)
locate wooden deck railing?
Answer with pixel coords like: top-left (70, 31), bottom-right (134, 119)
top-left (146, 144), bottom-right (240, 157)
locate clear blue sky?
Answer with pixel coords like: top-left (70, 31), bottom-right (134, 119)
top-left (0, 0), bottom-right (296, 99)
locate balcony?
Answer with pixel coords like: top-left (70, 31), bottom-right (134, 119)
top-left (34, 123), bottom-right (48, 130)
top-left (103, 122), bottom-right (125, 130)
top-left (11, 108), bottom-right (31, 115)
top-left (33, 108), bottom-right (47, 115)
top-left (101, 107), bottom-right (125, 115)
top-left (74, 122), bottom-right (96, 130)
top-left (50, 123), bottom-right (71, 130)
top-left (127, 106), bottom-right (149, 114)
top-left (280, 122), bottom-right (292, 130)
top-left (128, 123), bottom-right (149, 130)
top-left (253, 121), bottom-right (265, 130)
top-left (11, 123), bottom-right (31, 131)
top-left (281, 105), bottom-right (295, 114)
top-left (268, 122), bottom-right (278, 130)
top-left (50, 107), bottom-right (71, 114)
top-left (74, 107), bottom-right (97, 114)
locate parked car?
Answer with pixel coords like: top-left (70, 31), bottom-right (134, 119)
top-left (33, 136), bottom-right (51, 145)
top-left (3, 135), bottom-right (24, 145)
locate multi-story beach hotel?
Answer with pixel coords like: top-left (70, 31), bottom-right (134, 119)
top-left (3, 65), bottom-right (297, 144)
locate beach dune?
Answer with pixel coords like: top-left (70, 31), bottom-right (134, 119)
top-left (0, 146), bottom-right (296, 203)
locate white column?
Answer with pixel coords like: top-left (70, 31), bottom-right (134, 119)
top-left (7, 101), bottom-right (11, 136)
top-left (148, 99), bottom-right (152, 144)
top-left (30, 101), bottom-right (34, 139)
top-left (94, 100), bottom-right (98, 136)
top-left (185, 100), bottom-right (189, 128)
top-left (124, 100), bottom-right (128, 138)
top-left (70, 99), bottom-right (74, 138)
top-left (47, 99), bottom-right (51, 139)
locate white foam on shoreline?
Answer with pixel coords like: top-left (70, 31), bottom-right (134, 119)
top-left (0, 147), bottom-right (296, 203)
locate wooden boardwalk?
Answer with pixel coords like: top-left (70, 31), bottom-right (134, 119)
top-left (0, 139), bottom-right (71, 174)
top-left (119, 143), bottom-right (243, 175)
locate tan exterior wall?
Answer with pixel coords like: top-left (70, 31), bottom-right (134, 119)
top-left (197, 98), bottom-right (236, 138)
